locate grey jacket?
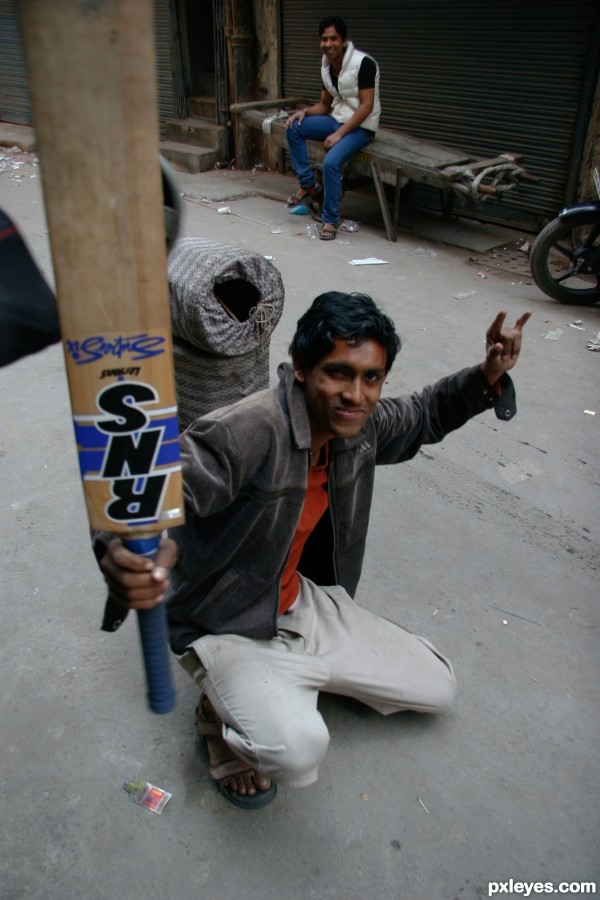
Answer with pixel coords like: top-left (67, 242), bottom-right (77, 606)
top-left (154, 362), bottom-right (515, 653)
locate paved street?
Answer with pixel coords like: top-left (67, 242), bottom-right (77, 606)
top-left (1, 134), bottom-right (599, 900)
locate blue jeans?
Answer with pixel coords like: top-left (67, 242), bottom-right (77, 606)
top-left (286, 116), bottom-right (374, 225)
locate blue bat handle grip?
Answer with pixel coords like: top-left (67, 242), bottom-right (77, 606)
top-left (124, 535), bottom-right (175, 714)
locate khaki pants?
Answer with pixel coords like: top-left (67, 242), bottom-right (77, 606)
top-left (179, 576), bottom-right (456, 787)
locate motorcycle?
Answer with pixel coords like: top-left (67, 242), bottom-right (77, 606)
top-left (530, 168), bottom-right (600, 305)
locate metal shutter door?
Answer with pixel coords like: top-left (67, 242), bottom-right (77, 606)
top-left (0, 0), bottom-right (31, 124)
top-left (281, 0), bottom-right (600, 228)
top-left (0, 1), bottom-right (184, 134)
top-left (154, 0), bottom-right (186, 135)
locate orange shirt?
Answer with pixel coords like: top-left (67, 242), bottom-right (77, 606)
top-left (278, 444), bottom-right (330, 614)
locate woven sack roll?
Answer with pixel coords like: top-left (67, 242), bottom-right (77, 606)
top-left (168, 237), bottom-right (284, 431)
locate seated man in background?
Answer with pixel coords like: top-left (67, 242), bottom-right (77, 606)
top-left (285, 16), bottom-right (380, 241)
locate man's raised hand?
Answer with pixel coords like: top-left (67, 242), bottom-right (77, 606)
top-left (481, 310), bottom-right (531, 385)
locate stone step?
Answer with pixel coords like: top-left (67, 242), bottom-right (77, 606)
top-left (164, 117), bottom-right (227, 154)
top-left (159, 141), bottom-right (220, 174)
top-left (197, 73), bottom-right (215, 95)
top-left (188, 95), bottom-right (217, 119)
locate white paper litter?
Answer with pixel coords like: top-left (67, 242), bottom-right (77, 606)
top-left (587, 331), bottom-right (600, 351)
top-left (542, 328), bottom-right (563, 341)
top-left (348, 257), bottom-right (389, 266)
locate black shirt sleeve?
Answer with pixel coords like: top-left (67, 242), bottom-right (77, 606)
top-left (358, 57), bottom-right (376, 90)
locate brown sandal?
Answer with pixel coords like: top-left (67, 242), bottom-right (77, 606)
top-left (318, 223), bottom-right (337, 241)
top-left (286, 190), bottom-right (308, 207)
top-left (286, 183), bottom-right (323, 209)
top-left (195, 696), bottom-right (277, 810)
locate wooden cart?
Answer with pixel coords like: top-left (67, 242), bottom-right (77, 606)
top-left (231, 100), bottom-right (539, 242)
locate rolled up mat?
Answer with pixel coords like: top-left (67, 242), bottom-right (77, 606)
top-left (168, 237), bottom-right (284, 430)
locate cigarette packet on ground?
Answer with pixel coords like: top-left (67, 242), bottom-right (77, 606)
top-left (123, 779), bottom-right (172, 814)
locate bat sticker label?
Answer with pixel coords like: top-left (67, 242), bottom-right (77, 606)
top-left (65, 332), bottom-right (166, 364)
top-left (64, 328), bottom-right (184, 534)
top-left (100, 367), bottom-right (141, 379)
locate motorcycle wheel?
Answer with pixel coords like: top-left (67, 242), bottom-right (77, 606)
top-left (530, 211), bottom-right (600, 305)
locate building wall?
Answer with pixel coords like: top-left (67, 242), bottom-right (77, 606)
top-left (253, 0), bottom-right (279, 100)
top-left (579, 78), bottom-right (600, 202)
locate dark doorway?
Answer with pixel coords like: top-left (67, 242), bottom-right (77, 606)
top-left (178, 0), bottom-right (215, 97)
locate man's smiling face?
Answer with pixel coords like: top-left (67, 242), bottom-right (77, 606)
top-left (320, 25), bottom-right (346, 67)
top-left (294, 337), bottom-right (388, 448)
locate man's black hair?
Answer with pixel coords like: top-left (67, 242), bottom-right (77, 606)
top-left (318, 17), bottom-right (348, 39)
top-left (289, 292), bottom-right (401, 373)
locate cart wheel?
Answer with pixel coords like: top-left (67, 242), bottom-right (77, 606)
top-left (304, 173), bottom-right (323, 222)
top-left (302, 164), bottom-right (353, 223)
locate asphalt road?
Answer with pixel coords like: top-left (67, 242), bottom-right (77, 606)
top-left (1, 139), bottom-right (599, 900)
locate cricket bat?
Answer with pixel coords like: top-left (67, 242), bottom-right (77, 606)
top-left (18, 0), bottom-right (185, 713)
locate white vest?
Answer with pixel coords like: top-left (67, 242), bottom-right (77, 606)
top-left (321, 41), bottom-right (381, 132)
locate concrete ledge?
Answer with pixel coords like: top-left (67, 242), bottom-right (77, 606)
top-left (0, 123), bottom-right (36, 152)
top-left (159, 140), bottom-right (220, 174)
